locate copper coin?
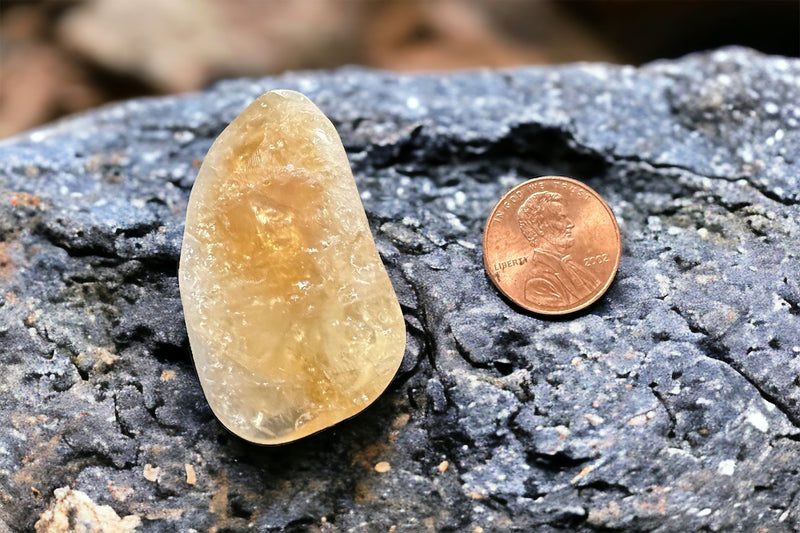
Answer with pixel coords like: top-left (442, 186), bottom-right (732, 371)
top-left (483, 176), bottom-right (621, 315)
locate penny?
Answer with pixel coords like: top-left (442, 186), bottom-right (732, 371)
top-left (482, 176), bottom-right (620, 315)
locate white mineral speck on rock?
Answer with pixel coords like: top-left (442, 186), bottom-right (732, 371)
top-left (718, 459), bottom-right (736, 476)
top-left (746, 409), bottom-right (769, 432)
top-left (647, 216), bottom-right (662, 231)
top-left (584, 414), bottom-right (604, 426)
top-left (772, 293), bottom-right (789, 312)
top-left (178, 130), bottom-right (196, 142)
top-left (568, 322), bottom-right (584, 335)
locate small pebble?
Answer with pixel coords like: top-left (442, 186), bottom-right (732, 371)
top-left (374, 461), bottom-right (391, 473)
top-left (185, 464), bottom-right (197, 485)
top-left (392, 413), bottom-right (410, 429)
top-left (143, 464), bottom-right (160, 482)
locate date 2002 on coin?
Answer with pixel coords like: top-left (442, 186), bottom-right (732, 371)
top-left (483, 176), bottom-right (621, 315)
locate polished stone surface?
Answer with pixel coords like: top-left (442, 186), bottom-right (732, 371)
top-left (180, 90), bottom-right (405, 444)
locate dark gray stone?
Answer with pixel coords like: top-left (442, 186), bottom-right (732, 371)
top-left (1, 46), bottom-right (799, 532)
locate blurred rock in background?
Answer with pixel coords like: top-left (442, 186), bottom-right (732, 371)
top-left (1, 0), bottom-right (798, 138)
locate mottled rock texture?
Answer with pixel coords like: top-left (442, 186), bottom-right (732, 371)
top-left (1, 47), bottom-right (799, 532)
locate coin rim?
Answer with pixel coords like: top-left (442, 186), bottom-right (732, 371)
top-left (482, 176), bottom-right (621, 315)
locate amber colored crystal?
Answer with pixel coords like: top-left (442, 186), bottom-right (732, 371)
top-left (179, 90), bottom-right (406, 445)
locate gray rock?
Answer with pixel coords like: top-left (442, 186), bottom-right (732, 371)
top-left (1, 46), bottom-right (799, 532)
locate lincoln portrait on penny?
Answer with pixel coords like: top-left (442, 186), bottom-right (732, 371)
top-left (517, 191), bottom-right (600, 308)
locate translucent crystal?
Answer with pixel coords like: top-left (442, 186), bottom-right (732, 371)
top-left (179, 90), bottom-right (405, 445)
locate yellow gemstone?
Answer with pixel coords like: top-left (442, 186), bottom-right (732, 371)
top-left (179, 90), bottom-right (406, 445)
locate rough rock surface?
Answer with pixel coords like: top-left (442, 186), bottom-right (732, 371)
top-left (0, 47), bottom-right (798, 532)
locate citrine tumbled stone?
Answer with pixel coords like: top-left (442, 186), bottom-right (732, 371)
top-left (179, 90), bottom-right (406, 445)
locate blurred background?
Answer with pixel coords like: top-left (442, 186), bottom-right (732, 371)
top-left (1, 0), bottom-right (798, 138)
